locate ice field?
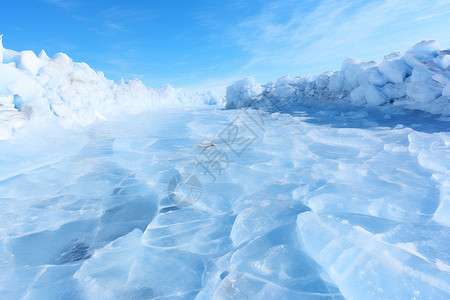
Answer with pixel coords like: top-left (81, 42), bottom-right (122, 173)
top-left (0, 37), bottom-right (449, 299)
top-left (1, 105), bottom-right (449, 299)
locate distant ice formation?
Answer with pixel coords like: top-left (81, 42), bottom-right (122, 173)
top-left (0, 35), bottom-right (222, 140)
top-left (226, 40), bottom-right (450, 116)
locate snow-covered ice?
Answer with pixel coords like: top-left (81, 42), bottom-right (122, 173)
top-left (0, 39), bottom-right (449, 299)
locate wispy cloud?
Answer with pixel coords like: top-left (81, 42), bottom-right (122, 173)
top-left (96, 6), bottom-right (156, 34)
top-left (101, 6), bottom-right (156, 23)
top-left (38, 0), bottom-right (450, 91)
top-left (221, 0), bottom-right (450, 79)
top-left (43, 0), bottom-right (78, 11)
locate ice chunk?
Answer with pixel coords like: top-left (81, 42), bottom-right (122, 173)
top-left (276, 74), bottom-right (292, 85)
top-left (432, 176), bottom-right (450, 226)
top-left (350, 84), bottom-right (387, 106)
top-left (382, 82), bottom-right (406, 100)
top-left (0, 95), bottom-right (13, 107)
top-left (403, 40), bottom-right (440, 68)
top-left (315, 72), bottom-right (331, 89)
top-left (38, 49), bottom-right (50, 61)
top-left (366, 67), bottom-right (387, 86)
top-left (225, 77), bottom-right (263, 109)
top-left (384, 52), bottom-right (401, 61)
top-left (230, 200), bottom-right (306, 246)
top-left (270, 85), bottom-right (296, 98)
top-left (341, 57), bottom-right (362, 89)
top-left (443, 83), bottom-right (450, 98)
top-left (52, 52), bottom-right (72, 66)
top-left (350, 85), bottom-right (366, 105)
top-left (0, 64), bottom-right (43, 107)
top-left (297, 212), bottom-right (450, 299)
top-left (0, 105), bottom-right (26, 128)
top-left (378, 59), bottom-right (411, 84)
top-left (327, 72), bottom-right (344, 92)
top-left (0, 120), bottom-right (11, 140)
top-left (434, 54), bottom-right (450, 70)
top-left (364, 84), bottom-right (388, 106)
top-left (408, 131), bottom-right (450, 226)
top-left (407, 40), bottom-right (440, 55)
top-left (428, 97), bottom-right (450, 115)
top-left (410, 65), bottom-right (433, 83)
top-left (406, 81), bottom-right (442, 104)
top-left (75, 229), bottom-right (204, 299)
top-left (142, 207), bottom-right (233, 255)
top-left (18, 50), bottom-right (39, 76)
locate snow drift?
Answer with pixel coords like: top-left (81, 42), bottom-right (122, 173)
top-left (226, 40), bottom-right (450, 115)
top-left (0, 35), bottom-right (222, 140)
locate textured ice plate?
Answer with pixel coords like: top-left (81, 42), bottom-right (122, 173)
top-left (0, 106), bottom-right (449, 299)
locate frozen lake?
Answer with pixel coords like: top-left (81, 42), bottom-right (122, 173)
top-left (1, 106), bottom-right (449, 299)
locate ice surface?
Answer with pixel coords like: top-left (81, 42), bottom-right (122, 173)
top-left (1, 104), bottom-right (449, 299)
top-left (297, 212), bottom-right (450, 299)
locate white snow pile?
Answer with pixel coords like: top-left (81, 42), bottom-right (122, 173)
top-left (226, 40), bottom-right (450, 114)
top-left (0, 35), bottom-right (222, 140)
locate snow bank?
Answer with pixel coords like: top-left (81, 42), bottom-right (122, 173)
top-left (226, 40), bottom-right (450, 115)
top-left (0, 36), bottom-right (223, 140)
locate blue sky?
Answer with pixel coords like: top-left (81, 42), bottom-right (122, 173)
top-left (1, 0), bottom-right (450, 92)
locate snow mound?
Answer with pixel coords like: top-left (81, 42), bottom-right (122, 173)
top-left (0, 36), bottom-right (223, 140)
top-left (226, 40), bottom-right (450, 115)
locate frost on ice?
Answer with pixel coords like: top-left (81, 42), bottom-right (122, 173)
top-left (0, 38), bottom-right (449, 299)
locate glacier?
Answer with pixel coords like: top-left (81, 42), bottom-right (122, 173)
top-left (0, 38), bottom-right (449, 299)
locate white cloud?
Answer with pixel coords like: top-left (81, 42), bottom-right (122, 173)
top-left (43, 0), bottom-right (77, 11)
top-left (96, 6), bottom-right (156, 35)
